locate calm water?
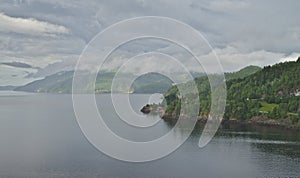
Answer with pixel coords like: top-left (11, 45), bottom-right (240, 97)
top-left (0, 91), bottom-right (299, 177)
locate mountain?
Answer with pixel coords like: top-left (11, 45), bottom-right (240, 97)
top-left (15, 71), bottom-right (74, 93)
top-left (15, 71), bottom-right (201, 94)
top-left (225, 59), bottom-right (300, 122)
top-left (15, 71), bottom-right (122, 94)
top-left (162, 59), bottom-right (300, 126)
top-left (131, 72), bottom-right (173, 93)
top-left (225, 65), bottom-right (261, 80)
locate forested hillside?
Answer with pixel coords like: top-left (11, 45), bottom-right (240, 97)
top-left (163, 58), bottom-right (300, 126)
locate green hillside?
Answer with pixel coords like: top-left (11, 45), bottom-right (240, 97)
top-left (15, 71), bottom-right (74, 93)
top-left (15, 71), bottom-right (179, 94)
top-left (15, 71), bottom-right (121, 93)
top-left (162, 59), bottom-right (300, 126)
top-left (131, 72), bottom-right (173, 93)
top-left (226, 65), bottom-right (261, 80)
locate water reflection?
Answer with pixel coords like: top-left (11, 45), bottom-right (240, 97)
top-left (0, 93), bottom-right (299, 177)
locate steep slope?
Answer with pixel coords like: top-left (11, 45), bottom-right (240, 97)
top-left (15, 71), bottom-right (74, 93)
top-left (131, 72), bottom-right (173, 93)
top-left (225, 59), bottom-right (300, 121)
top-left (163, 60), bottom-right (300, 126)
top-left (225, 65), bottom-right (261, 80)
top-left (164, 65), bottom-right (262, 115)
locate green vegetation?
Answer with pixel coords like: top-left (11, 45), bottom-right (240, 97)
top-left (163, 58), bottom-right (300, 126)
top-left (15, 71), bottom-right (74, 93)
top-left (15, 71), bottom-right (175, 94)
top-left (226, 65), bottom-right (262, 80)
top-left (259, 102), bottom-right (279, 113)
top-left (131, 72), bottom-right (173, 93)
top-left (15, 71), bottom-right (124, 93)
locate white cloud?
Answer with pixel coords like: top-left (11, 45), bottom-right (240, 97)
top-left (0, 65), bottom-right (38, 86)
top-left (199, 46), bottom-right (286, 72)
top-left (0, 0), bottom-right (300, 85)
top-left (208, 0), bottom-right (249, 12)
top-left (0, 13), bottom-right (69, 36)
top-left (279, 53), bottom-right (300, 63)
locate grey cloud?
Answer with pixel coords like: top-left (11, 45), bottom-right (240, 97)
top-left (0, 0), bottom-right (101, 42)
top-left (27, 58), bottom-right (76, 78)
top-left (1, 61), bottom-right (39, 69)
top-left (0, 0), bottom-right (300, 85)
top-left (0, 64), bottom-right (38, 86)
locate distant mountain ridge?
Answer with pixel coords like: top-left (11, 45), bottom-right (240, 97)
top-left (15, 71), bottom-right (204, 94)
top-left (14, 65), bottom-right (262, 94)
top-left (15, 71), bottom-right (74, 93)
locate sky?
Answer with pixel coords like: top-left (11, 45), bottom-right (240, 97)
top-left (0, 0), bottom-right (300, 86)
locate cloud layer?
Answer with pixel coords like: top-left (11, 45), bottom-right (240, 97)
top-left (0, 13), bottom-right (69, 36)
top-left (0, 0), bottom-right (300, 85)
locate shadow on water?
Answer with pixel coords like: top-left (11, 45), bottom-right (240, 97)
top-left (163, 118), bottom-right (300, 159)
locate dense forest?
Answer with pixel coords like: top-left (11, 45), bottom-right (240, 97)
top-left (162, 58), bottom-right (300, 126)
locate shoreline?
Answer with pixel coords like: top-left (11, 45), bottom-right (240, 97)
top-left (222, 119), bottom-right (300, 131)
top-left (161, 114), bottom-right (300, 131)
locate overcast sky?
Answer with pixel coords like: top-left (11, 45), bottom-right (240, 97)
top-left (0, 0), bottom-right (300, 86)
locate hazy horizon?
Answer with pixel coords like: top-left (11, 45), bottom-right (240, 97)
top-left (1, 0), bottom-right (300, 86)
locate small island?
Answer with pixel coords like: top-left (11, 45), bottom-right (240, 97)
top-left (140, 104), bottom-right (153, 114)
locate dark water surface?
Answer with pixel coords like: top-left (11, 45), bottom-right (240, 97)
top-left (0, 92), bottom-right (299, 177)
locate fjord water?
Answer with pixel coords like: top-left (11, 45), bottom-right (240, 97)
top-left (0, 92), bottom-right (299, 177)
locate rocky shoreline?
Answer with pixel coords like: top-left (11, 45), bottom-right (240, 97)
top-left (144, 111), bottom-right (300, 131)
